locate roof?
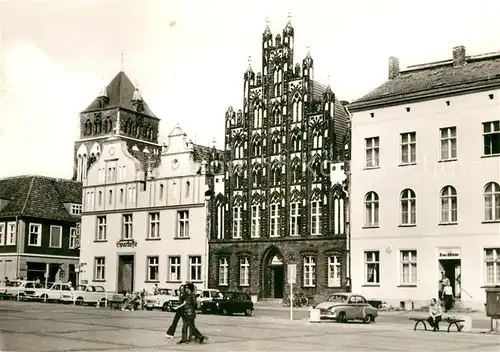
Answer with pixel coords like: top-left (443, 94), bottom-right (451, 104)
top-left (350, 52), bottom-right (500, 111)
top-left (312, 80), bottom-right (327, 101)
top-left (81, 71), bottom-right (158, 118)
top-left (193, 144), bottom-right (224, 164)
top-left (0, 176), bottom-right (82, 222)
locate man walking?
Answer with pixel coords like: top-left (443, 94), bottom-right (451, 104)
top-left (166, 284), bottom-right (186, 339)
top-left (174, 283), bottom-right (205, 344)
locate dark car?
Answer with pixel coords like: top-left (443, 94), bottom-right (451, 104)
top-left (201, 291), bottom-right (253, 316)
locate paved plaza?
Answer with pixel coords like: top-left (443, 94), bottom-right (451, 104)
top-left (1, 301), bottom-right (499, 352)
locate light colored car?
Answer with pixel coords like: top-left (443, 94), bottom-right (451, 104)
top-left (25, 282), bottom-right (73, 302)
top-left (145, 288), bottom-right (180, 311)
top-left (0, 280), bottom-right (38, 299)
top-left (60, 284), bottom-right (108, 305)
top-left (196, 289), bottom-right (220, 310)
top-left (315, 293), bottom-right (378, 323)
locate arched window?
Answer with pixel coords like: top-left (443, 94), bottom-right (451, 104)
top-left (252, 139), bottom-right (262, 156)
top-left (291, 160), bottom-right (301, 184)
top-left (311, 158), bottom-right (322, 182)
top-left (186, 181), bottom-right (191, 198)
top-left (313, 131), bottom-right (322, 149)
top-left (272, 136), bottom-right (280, 155)
top-left (159, 184), bottom-right (164, 200)
top-left (292, 94), bottom-right (302, 123)
top-left (108, 190), bottom-right (113, 205)
top-left (94, 119), bottom-right (102, 134)
top-left (484, 182), bottom-right (500, 221)
top-left (440, 186), bottom-right (457, 223)
top-left (273, 108), bottom-right (281, 125)
top-left (364, 192), bottom-right (379, 227)
top-left (292, 132), bottom-right (301, 151)
top-left (400, 189), bottom-right (416, 225)
top-left (252, 165), bottom-right (262, 188)
top-left (234, 141), bottom-right (244, 159)
top-left (98, 191), bottom-right (103, 206)
top-left (253, 107), bottom-right (263, 129)
top-left (271, 164), bottom-right (281, 186)
top-left (234, 167), bottom-right (242, 189)
top-left (85, 120), bottom-right (92, 135)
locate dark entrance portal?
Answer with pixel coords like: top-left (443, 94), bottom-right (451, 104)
top-left (262, 247), bottom-right (285, 299)
top-left (118, 255), bottom-right (135, 294)
top-left (438, 258), bottom-right (461, 299)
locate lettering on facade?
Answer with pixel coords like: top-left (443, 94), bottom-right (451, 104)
top-left (438, 249), bottom-right (460, 259)
top-left (116, 239), bottom-right (138, 248)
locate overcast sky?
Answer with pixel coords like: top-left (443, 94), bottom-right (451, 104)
top-left (0, 0), bottom-right (499, 179)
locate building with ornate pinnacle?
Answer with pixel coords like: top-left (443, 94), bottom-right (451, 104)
top-left (207, 18), bottom-right (351, 301)
top-left (73, 71), bottom-right (161, 182)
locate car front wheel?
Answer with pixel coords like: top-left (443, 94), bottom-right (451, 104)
top-left (336, 312), bottom-right (346, 323)
top-left (244, 308), bottom-right (253, 316)
top-left (363, 314), bottom-right (375, 324)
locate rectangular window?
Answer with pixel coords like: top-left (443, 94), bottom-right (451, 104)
top-left (219, 257), bottom-right (228, 286)
top-left (365, 137), bottom-right (380, 167)
top-left (97, 216), bottom-right (107, 241)
top-left (440, 127), bottom-right (457, 160)
top-left (327, 256), bottom-right (341, 287)
top-left (232, 207), bottom-right (242, 238)
top-left (485, 248), bottom-right (500, 285)
top-left (94, 257), bottom-right (105, 281)
top-left (147, 256), bottom-right (159, 281)
top-left (365, 251), bottom-right (380, 284)
top-left (400, 250), bottom-right (417, 285)
top-left (127, 186), bottom-right (136, 204)
top-left (148, 212), bottom-right (160, 239)
top-left (28, 224), bottom-right (42, 247)
top-left (270, 204), bottom-right (279, 237)
top-left (177, 211), bottom-right (189, 238)
top-left (400, 132), bottom-right (416, 164)
top-left (0, 223), bottom-right (5, 245)
top-left (49, 226), bottom-right (62, 248)
top-left (122, 214), bottom-right (133, 239)
top-left (483, 121), bottom-right (500, 156)
top-left (290, 203), bottom-right (301, 236)
top-left (239, 257), bottom-right (250, 286)
top-left (251, 205), bottom-right (260, 238)
top-left (311, 201), bottom-right (322, 236)
top-left (189, 256), bottom-right (202, 282)
top-left (303, 256), bottom-right (316, 287)
top-left (71, 204), bottom-right (82, 215)
top-left (69, 227), bottom-right (76, 249)
top-left (168, 256), bottom-right (181, 282)
top-left (6, 222), bottom-right (16, 246)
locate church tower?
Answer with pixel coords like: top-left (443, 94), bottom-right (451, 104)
top-left (73, 71), bottom-right (161, 181)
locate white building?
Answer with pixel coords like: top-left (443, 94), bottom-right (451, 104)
top-left (79, 127), bottom-right (218, 293)
top-left (348, 46), bottom-right (500, 311)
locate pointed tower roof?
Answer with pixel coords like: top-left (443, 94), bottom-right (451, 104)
top-left (81, 71), bottom-right (158, 118)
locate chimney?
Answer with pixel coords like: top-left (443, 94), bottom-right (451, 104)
top-left (452, 46), bottom-right (466, 67)
top-left (388, 56), bottom-right (399, 80)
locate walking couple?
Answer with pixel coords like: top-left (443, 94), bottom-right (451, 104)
top-left (166, 283), bottom-right (205, 344)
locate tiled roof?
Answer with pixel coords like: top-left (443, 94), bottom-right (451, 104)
top-left (312, 81), bottom-right (327, 101)
top-left (350, 53), bottom-right (500, 110)
top-left (0, 176), bottom-right (82, 222)
top-left (81, 71), bottom-right (158, 118)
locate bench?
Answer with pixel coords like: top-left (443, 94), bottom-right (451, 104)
top-left (105, 296), bottom-right (125, 310)
top-left (409, 317), bottom-right (465, 333)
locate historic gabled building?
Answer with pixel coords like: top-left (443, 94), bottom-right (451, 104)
top-left (348, 46), bottom-right (500, 311)
top-left (77, 71), bottom-right (223, 293)
top-left (208, 19), bottom-right (351, 301)
top-left (0, 176), bottom-right (82, 283)
top-left (73, 70), bottom-right (161, 181)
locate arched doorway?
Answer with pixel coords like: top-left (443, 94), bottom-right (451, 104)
top-left (262, 247), bottom-right (285, 299)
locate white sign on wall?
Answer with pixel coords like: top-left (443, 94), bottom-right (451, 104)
top-left (438, 248), bottom-right (461, 259)
top-left (288, 264), bottom-right (297, 284)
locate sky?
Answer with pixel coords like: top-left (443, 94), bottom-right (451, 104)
top-left (0, 0), bottom-right (499, 179)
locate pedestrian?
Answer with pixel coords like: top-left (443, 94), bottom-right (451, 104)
top-left (153, 283), bottom-right (160, 295)
top-left (442, 281), bottom-right (454, 312)
top-left (175, 283), bottom-right (205, 344)
top-left (427, 298), bottom-right (442, 331)
top-left (165, 284), bottom-right (186, 339)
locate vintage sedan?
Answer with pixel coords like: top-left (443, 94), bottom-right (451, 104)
top-left (145, 288), bottom-right (180, 311)
top-left (201, 291), bottom-right (253, 316)
top-left (196, 289), bottom-right (220, 310)
top-left (315, 293), bottom-right (378, 323)
top-left (60, 285), bottom-right (108, 305)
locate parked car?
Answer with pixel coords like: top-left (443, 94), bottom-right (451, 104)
top-left (314, 293), bottom-right (378, 323)
top-left (145, 288), bottom-right (180, 311)
top-left (25, 282), bottom-right (73, 302)
top-left (60, 284), bottom-right (108, 305)
top-left (0, 280), bottom-right (38, 300)
top-left (201, 291), bottom-right (253, 316)
top-left (196, 289), bottom-right (220, 310)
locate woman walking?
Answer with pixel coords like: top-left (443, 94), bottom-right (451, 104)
top-left (165, 284), bottom-right (186, 339)
top-left (175, 283), bottom-right (205, 344)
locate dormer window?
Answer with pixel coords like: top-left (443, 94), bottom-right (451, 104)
top-left (71, 204), bottom-right (82, 215)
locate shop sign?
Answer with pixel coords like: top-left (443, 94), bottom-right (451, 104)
top-left (438, 248), bottom-right (460, 259)
top-left (116, 239), bottom-right (138, 248)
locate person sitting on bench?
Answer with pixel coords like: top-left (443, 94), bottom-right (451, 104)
top-left (427, 298), bottom-right (442, 331)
